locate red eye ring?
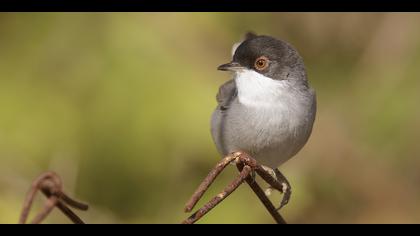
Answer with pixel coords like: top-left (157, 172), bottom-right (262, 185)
top-left (254, 56), bottom-right (269, 70)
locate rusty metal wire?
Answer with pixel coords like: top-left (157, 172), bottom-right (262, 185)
top-left (183, 152), bottom-right (288, 224)
top-left (238, 163), bottom-right (287, 224)
top-left (19, 171), bottom-right (89, 224)
top-left (19, 157), bottom-right (288, 224)
top-left (183, 165), bottom-right (252, 224)
top-left (184, 155), bottom-right (237, 213)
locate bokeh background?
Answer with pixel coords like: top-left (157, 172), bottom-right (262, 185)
top-left (1, 13), bottom-right (420, 224)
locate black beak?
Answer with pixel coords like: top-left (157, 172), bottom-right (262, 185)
top-left (217, 62), bottom-right (244, 71)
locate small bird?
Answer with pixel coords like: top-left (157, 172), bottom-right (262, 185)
top-left (211, 32), bottom-right (316, 207)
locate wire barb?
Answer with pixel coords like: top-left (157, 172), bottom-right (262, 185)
top-left (183, 152), bottom-right (288, 224)
top-left (182, 165), bottom-right (252, 224)
top-left (184, 155), bottom-right (237, 213)
top-left (19, 171), bottom-right (89, 224)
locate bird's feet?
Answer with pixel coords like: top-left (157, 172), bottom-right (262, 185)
top-left (259, 165), bottom-right (292, 210)
top-left (275, 168), bottom-right (292, 210)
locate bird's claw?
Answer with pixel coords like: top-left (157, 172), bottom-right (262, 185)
top-left (276, 182), bottom-right (292, 210)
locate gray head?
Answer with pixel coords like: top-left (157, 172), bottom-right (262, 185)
top-left (218, 33), bottom-right (307, 83)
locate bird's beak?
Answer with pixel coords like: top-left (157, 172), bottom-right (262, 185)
top-left (217, 62), bottom-right (244, 72)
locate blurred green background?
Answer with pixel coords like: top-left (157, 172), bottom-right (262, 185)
top-left (1, 13), bottom-right (420, 224)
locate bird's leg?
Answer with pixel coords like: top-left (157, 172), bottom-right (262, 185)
top-left (255, 166), bottom-right (292, 210)
top-left (274, 169), bottom-right (292, 210)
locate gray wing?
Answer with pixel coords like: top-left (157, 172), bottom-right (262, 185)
top-left (216, 79), bottom-right (237, 111)
top-left (211, 79), bottom-right (237, 156)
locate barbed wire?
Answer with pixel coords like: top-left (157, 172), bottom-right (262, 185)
top-left (19, 171), bottom-right (89, 224)
top-left (183, 152), bottom-right (287, 224)
top-left (19, 153), bottom-right (289, 224)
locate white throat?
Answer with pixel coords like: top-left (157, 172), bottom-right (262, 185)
top-left (234, 69), bottom-right (288, 107)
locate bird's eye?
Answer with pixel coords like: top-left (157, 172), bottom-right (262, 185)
top-left (254, 56), bottom-right (269, 70)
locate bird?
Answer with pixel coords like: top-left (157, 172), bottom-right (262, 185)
top-left (211, 32), bottom-right (316, 208)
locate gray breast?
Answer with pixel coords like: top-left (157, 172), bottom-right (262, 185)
top-left (211, 82), bottom-right (316, 168)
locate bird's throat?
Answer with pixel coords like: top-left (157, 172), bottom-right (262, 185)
top-left (234, 70), bottom-right (288, 107)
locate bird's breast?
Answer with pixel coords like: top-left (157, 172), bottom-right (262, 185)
top-left (219, 88), bottom-right (315, 168)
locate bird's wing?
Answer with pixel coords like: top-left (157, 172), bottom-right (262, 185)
top-left (216, 79), bottom-right (237, 111)
top-left (212, 79), bottom-right (237, 156)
